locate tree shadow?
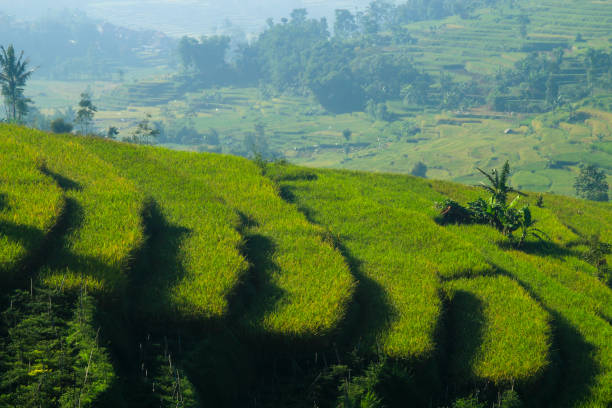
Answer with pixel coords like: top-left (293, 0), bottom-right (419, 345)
top-left (497, 239), bottom-right (580, 260)
top-left (330, 237), bottom-right (397, 354)
top-left (0, 193), bottom-right (79, 289)
top-left (278, 185), bottom-right (296, 203)
top-left (40, 166), bottom-right (83, 192)
top-left (0, 193), bottom-right (7, 211)
top-left (270, 169), bottom-right (318, 182)
top-left (443, 290), bottom-right (486, 391)
top-left (129, 199), bottom-right (191, 322)
top-left (272, 181), bottom-right (396, 353)
top-left (525, 311), bottom-right (600, 408)
top-left (488, 263), bottom-right (600, 408)
top-left (229, 211), bottom-right (286, 336)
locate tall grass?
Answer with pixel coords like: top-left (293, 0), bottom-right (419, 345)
top-left (130, 151), bottom-right (355, 339)
top-left (4, 125), bottom-right (145, 295)
top-left (0, 131), bottom-right (63, 284)
top-left (433, 180), bottom-right (612, 407)
top-left (444, 275), bottom-right (551, 385)
top-left (75, 137), bottom-right (249, 321)
top-left (269, 166), bottom-right (493, 358)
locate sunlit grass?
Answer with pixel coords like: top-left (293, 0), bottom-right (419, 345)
top-left (140, 152), bottom-right (356, 339)
top-left (75, 137), bottom-right (248, 320)
top-left (4, 125), bottom-right (145, 295)
top-left (444, 275), bottom-right (551, 384)
top-left (0, 132), bottom-right (63, 283)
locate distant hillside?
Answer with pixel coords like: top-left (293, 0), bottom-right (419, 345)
top-left (1, 125), bottom-right (610, 407)
top-left (0, 11), bottom-right (174, 79)
top-left (0, 0), bottom-right (374, 37)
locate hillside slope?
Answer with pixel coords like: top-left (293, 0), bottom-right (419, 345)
top-left (0, 125), bottom-right (611, 407)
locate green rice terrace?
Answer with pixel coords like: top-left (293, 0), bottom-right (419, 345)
top-left (0, 124), bottom-right (610, 407)
top-left (53, 0), bottom-right (606, 201)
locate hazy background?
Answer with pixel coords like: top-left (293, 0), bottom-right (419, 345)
top-left (0, 0), bottom-right (375, 37)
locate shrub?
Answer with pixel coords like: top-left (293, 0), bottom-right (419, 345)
top-left (574, 164), bottom-right (609, 202)
top-left (50, 118), bottom-right (73, 134)
top-left (435, 199), bottom-right (472, 224)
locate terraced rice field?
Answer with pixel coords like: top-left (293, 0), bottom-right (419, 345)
top-left (1, 125), bottom-right (610, 406)
top-left (0, 134), bottom-right (63, 284)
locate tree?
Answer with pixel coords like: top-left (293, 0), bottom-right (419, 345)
top-left (106, 126), bottom-right (119, 139)
top-left (583, 234), bottom-right (611, 285)
top-left (411, 161), bottom-right (428, 178)
top-left (334, 9), bottom-right (357, 38)
top-left (50, 118), bottom-right (73, 134)
top-left (0, 45), bottom-right (35, 122)
top-left (75, 92), bottom-right (97, 135)
top-left (129, 114), bottom-right (160, 145)
top-left (342, 128), bottom-right (352, 142)
top-left (574, 164), bottom-right (609, 201)
top-left (205, 128), bottom-right (220, 145)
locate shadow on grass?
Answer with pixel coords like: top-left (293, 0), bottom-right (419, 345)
top-left (443, 290), bottom-right (486, 392)
top-left (1, 193), bottom-right (76, 289)
top-left (273, 182), bottom-right (395, 353)
top-left (230, 211), bottom-right (286, 335)
top-left (497, 239), bottom-right (580, 259)
top-left (0, 193), bottom-right (7, 211)
top-left (331, 238), bottom-right (397, 354)
top-left (489, 263), bottom-right (600, 408)
top-left (130, 199), bottom-right (191, 322)
top-left (40, 166), bottom-right (83, 192)
top-left (278, 185), bottom-right (296, 203)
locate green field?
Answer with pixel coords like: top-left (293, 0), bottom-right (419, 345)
top-left (4, 0), bottom-right (612, 405)
top-left (1, 125), bottom-right (610, 406)
top-left (19, 0), bottom-right (610, 203)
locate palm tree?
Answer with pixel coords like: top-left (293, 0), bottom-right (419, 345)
top-left (475, 161), bottom-right (524, 205)
top-left (0, 45), bottom-right (35, 122)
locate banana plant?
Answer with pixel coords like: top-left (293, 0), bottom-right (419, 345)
top-left (475, 161), bottom-right (525, 206)
top-left (516, 205), bottom-right (549, 248)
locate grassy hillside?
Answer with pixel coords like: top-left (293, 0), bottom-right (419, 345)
top-left (0, 125), bottom-right (611, 407)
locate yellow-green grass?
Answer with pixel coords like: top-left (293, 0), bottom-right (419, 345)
top-left (3, 125), bottom-right (145, 295)
top-left (431, 184), bottom-right (612, 407)
top-left (277, 165), bottom-right (611, 403)
top-left (0, 132), bottom-right (63, 283)
top-left (444, 276), bottom-right (551, 385)
top-left (448, 225), bottom-right (612, 407)
top-left (90, 79), bottom-right (611, 200)
top-left (432, 180), bottom-right (612, 322)
top-left (141, 152), bottom-right (356, 339)
top-left (269, 165), bottom-right (495, 358)
top-left (74, 137), bottom-right (249, 321)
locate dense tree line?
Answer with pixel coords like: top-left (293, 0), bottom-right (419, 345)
top-left (176, 0), bottom-right (612, 116)
top-left (177, 5), bottom-right (471, 114)
top-left (493, 48), bottom-right (612, 112)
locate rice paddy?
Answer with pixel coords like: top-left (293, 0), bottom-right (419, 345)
top-left (0, 133), bottom-right (63, 284)
top-left (1, 126), bottom-right (610, 406)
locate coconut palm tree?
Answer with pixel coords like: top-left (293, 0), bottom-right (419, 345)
top-left (0, 45), bottom-right (35, 122)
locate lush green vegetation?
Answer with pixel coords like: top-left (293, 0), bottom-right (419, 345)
top-left (1, 0), bottom-right (612, 406)
top-left (5, 125), bottom-right (145, 295)
top-left (0, 134), bottom-right (63, 284)
top-left (76, 136), bottom-right (355, 338)
top-left (444, 276), bottom-right (550, 385)
top-left (0, 126), bottom-right (611, 406)
top-left (9, 0), bottom-right (610, 201)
